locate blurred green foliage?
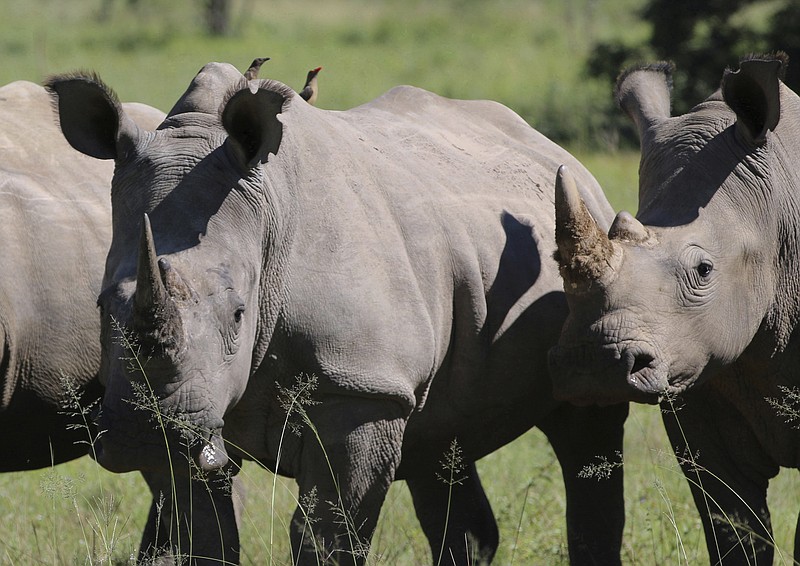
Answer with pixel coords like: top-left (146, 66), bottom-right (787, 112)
top-left (588, 0), bottom-right (800, 116)
top-left (8, 0), bottom-right (798, 151)
top-left (0, 0), bottom-right (647, 150)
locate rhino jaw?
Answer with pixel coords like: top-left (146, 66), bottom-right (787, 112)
top-left (548, 341), bottom-right (668, 406)
top-left (92, 391), bottom-right (231, 473)
top-left (621, 347), bottom-right (669, 400)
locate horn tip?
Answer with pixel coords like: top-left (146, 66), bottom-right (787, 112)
top-left (556, 164), bottom-right (571, 187)
top-left (555, 164), bottom-right (579, 205)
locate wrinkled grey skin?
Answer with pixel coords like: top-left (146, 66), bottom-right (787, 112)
top-left (0, 80), bottom-right (111, 471)
top-left (48, 62), bottom-right (628, 565)
top-left (0, 79), bottom-right (239, 564)
top-left (550, 53), bottom-right (800, 564)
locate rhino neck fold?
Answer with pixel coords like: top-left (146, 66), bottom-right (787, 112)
top-left (248, 164), bottom-right (296, 378)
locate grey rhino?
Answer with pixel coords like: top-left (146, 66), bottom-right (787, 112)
top-left (0, 79), bottom-right (238, 564)
top-left (549, 53), bottom-right (800, 564)
top-left (0, 79), bottom-right (113, 471)
top-left (48, 62), bottom-right (628, 565)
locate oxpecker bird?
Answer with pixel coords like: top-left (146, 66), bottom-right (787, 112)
top-left (299, 66), bottom-right (322, 105)
top-left (244, 57), bottom-right (270, 80)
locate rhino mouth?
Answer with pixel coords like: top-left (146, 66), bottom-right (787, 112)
top-left (548, 341), bottom-right (667, 405)
top-left (623, 347), bottom-right (668, 399)
top-left (92, 401), bottom-right (229, 473)
top-left (197, 428), bottom-right (229, 471)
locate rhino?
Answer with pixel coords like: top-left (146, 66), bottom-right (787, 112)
top-left (0, 78), bottom-right (238, 563)
top-left (549, 53), bottom-right (800, 564)
top-left (0, 79), bottom-right (112, 471)
top-left (47, 61), bottom-right (628, 565)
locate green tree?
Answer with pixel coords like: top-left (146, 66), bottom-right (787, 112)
top-left (765, 2), bottom-right (800, 91)
top-left (588, 0), bottom-right (799, 115)
top-left (204, 0), bottom-right (230, 35)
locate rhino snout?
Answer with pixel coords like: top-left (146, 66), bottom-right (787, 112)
top-left (549, 341), bottom-right (665, 405)
top-left (92, 397), bottom-right (229, 474)
top-left (622, 347), bottom-right (668, 398)
top-left (196, 429), bottom-right (229, 471)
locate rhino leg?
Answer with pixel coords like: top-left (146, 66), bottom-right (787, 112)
top-left (661, 394), bottom-right (777, 566)
top-left (290, 396), bottom-right (406, 565)
top-left (406, 461), bottom-right (498, 565)
top-left (538, 401), bottom-right (627, 566)
top-left (139, 469), bottom-right (242, 565)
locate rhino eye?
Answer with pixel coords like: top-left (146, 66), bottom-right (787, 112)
top-left (696, 261), bottom-right (713, 278)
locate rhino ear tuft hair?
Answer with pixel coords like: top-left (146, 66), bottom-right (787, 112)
top-left (722, 52), bottom-right (787, 146)
top-left (45, 72), bottom-right (136, 160)
top-left (222, 79), bottom-right (292, 170)
top-left (615, 61), bottom-right (674, 141)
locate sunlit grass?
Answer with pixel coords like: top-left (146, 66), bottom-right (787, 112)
top-left (568, 147), bottom-right (640, 212)
top-left (4, 402), bottom-right (797, 564)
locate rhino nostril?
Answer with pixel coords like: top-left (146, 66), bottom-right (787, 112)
top-left (630, 353), bottom-right (654, 375)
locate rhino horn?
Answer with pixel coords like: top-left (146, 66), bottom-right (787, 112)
top-left (157, 256), bottom-right (195, 302)
top-left (134, 215), bottom-right (183, 351)
top-left (554, 165), bottom-right (618, 288)
top-left (135, 214), bottom-right (168, 315)
top-left (608, 210), bottom-right (650, 244)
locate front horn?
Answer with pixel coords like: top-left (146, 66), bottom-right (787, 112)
top-left (554, 165), bottom-right (618, 289)
top-left (134, 214), bottom-right (168, 317)
top-left (133, 214), bottom-right (183, 352)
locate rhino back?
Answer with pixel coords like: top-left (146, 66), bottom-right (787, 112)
top-left (278, 86), bottom-right (605, 285)
top-left (265, 87), bottom-right (607, 457)
top-left (0, 82), bottom-right (110, 406)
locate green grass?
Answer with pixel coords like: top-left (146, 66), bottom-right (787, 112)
top-left (570, 147), bottom-right (640, 212)
top-left (4, 403), bottom-right (797, 564)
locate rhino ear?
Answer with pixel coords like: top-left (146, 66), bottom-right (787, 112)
top-left (222, 83), bottom-right (289, 170)
top-left (722, 53), bottom-right (787, 146)
top-left (615, 62), bottom-right (674, 140)
top-left (45, 72), bottom-right (138, 160)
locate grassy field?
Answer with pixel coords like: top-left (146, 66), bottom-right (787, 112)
top-left (0, 0), bottom-right (649, 148)
top-left (0, 0), bottom-right (798, 564)
top-left (4, 404), bottom-right (799, 564)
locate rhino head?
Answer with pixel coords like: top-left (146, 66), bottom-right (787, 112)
top-left (549, 54), bottom-right (795, 405)
top-left (47, 63), bottom-right (293, 473)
